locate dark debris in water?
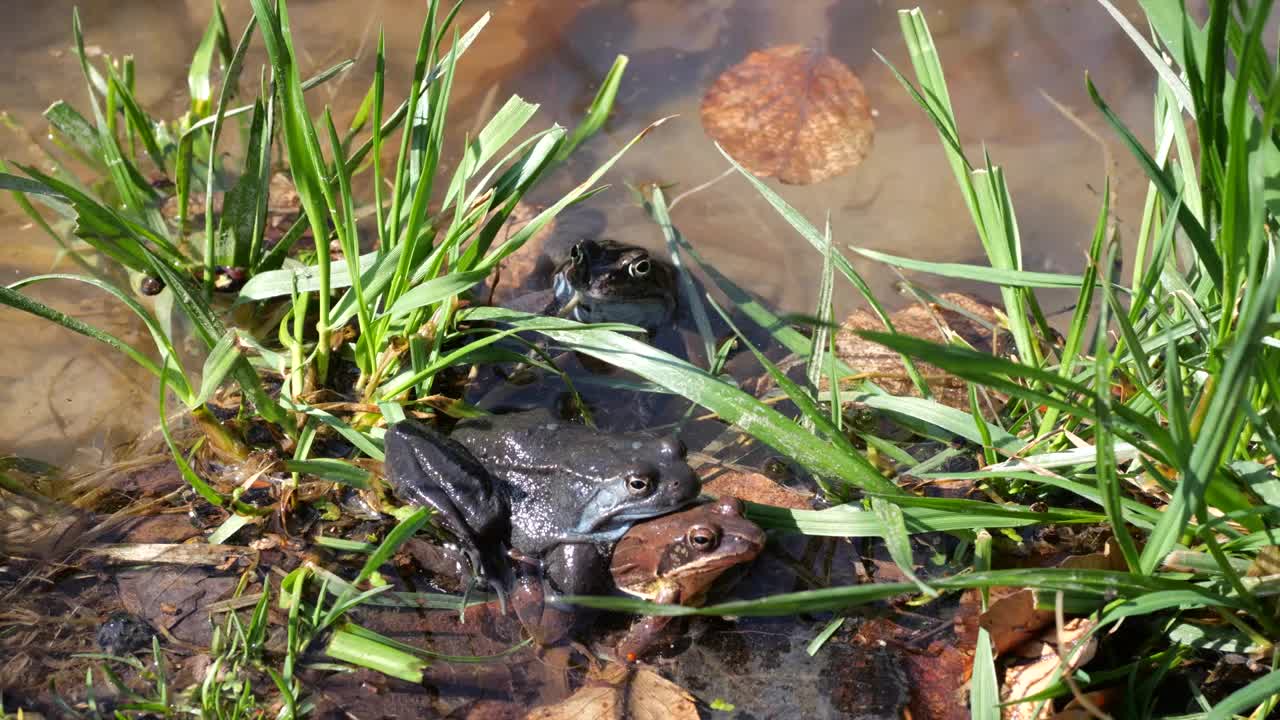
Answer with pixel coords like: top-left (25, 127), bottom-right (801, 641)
top-left (95, 611), bottom-right (153, 656)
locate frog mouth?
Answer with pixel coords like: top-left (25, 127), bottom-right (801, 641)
top-left (581, 501), bottom-right (688, 534)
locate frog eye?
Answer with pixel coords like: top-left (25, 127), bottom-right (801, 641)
top-left (625, 471), bottom-right (656, 496)
top-left (686, 525), bottom-right (721, 553)
top-left (570, 241), bottom-right (588, 266)
top-left (628, 258), bottom-right (651, 278)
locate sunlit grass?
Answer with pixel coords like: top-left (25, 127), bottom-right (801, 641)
top-left (3, 0), bottom-right (1280, 715)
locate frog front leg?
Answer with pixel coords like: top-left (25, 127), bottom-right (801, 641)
top-left (384, 420), bottom-right (510, 600)
top-left (615, 582), bottom-right (682, 662)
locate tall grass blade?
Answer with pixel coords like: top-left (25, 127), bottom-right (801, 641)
top-left (466, 307), bottom-right (899, 495)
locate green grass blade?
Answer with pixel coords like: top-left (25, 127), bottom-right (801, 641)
top-left (188, 2), bottom-right (227, 116)
top-left (439, 95), bottom-right (539, 210)
top-left (282, 459), bottom-right (370, 488)
top-left (715, 143), bottom-right (930, 396)
top-left (851, 248), bottom-right (1093, 290)
top-left (249, 0), bottom-right (337, 379)
top-left (871, 497), bottom-right (938, 597)
top-left (1086, 74), bottom-right (1220, 289)
top-left (382, 270), bottom-right (490, 319)
top-left (202, 13), bottom-right (258, 293)
top-left (193, 331), bottom-right (244, 408)
top-left (1141, 251), bottom-right (1280, 573)
top-left (0, 284), bottom-right (168, 387)
top-left (466, 306), bottom-right (899, 495)
top-left (1205, 669), bottom-right (1280, 720)
top-left (648, 186), bottom-right (716, 365)
top-left (552, 55), bottom-right (628, 164)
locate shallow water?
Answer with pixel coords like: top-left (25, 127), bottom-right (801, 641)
top-left (1, 0), bottom-right (1159, 713)
top-left (1, 0), bottom-right (1155, 466)
top-left (1, 0), bottom-right (1153, 465)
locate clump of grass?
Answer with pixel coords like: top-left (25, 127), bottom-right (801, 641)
top-left (7, 0), bottom-right (1280, 716)
top-left (569, 2), bottom-right (1280, 716)
top-left (0, 0), bottom-right (655, 706)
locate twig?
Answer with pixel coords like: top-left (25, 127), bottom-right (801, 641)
top-left (668, 167), bottom-right (735, 210)
top-left (1053, 590), bottom-right (1111, 719)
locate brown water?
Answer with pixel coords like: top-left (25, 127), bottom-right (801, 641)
top-left (1, 0), bottom-right (1153, 465)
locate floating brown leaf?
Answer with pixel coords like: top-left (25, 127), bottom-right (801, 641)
top-left (700, 45), bottom-right (874, 185)
top-left (699, 468), bottom-right (814, 510)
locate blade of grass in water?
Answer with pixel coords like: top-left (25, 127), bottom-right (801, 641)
top-left (466, 306), bottom-right (900, 496)
top-left (715, 143), bottom-right (932, 398)
top-left (566, 567), bottom-right (1240, 618)
top-left (648, 186), bottom-right (717, 365)
top-left (249, 0), bottom-right (337, 380)
top-left (202, 15), bottom-right (258, 296)
top-left (850, 249), bottom-right (1096, 290)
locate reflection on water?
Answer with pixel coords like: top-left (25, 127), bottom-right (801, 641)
top-left (2, 1), bottom-right (1148, 464)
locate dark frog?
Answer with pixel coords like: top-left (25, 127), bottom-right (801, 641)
top-left (551, 238), bottom-right (678, 337)
top-left (503, 237), bottom-right (678, 338)
top-left (383, 409), bottom-right (701, 606)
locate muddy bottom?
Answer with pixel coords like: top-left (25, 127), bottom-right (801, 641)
top-left (0, 446), bottom-right (975, 719)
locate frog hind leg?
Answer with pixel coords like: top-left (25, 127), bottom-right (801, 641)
top-left (384, 420), bottom-right (509, 596)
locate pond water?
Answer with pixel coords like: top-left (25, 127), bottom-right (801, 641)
top-left (1, 0), bottom-right (1155, 468)
top-left (1, 2), bottom-right (1157, 713)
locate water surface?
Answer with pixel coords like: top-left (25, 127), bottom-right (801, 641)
top-left (1, 0), bottom-right (1152, 468)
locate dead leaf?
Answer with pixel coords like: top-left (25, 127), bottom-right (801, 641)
top-left (700, 468), bottom-right (813, 510)
top-left (831, 293), bottom-right (1007, 418)
top-left (1248, 545), bottom-right (1280, 576)
top-left (857, 618), bottom-right (969, 720)
top-left (966, 539), bottom-right (1127, 656)
top-left (526, 663), bottom-right (698, 720)
top-left (87, 543), bottom-right (249, 566)
top-left (1051, 689), bottom-right (1120, 719)
top-left (1001, 618), bottom-right (1097, 720)
top-left (978, 589), bottom-right (1053, 657)
top-left (700, 45), bottom-right (874, 185)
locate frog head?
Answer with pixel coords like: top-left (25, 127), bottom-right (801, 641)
top-left (571, 435), bottom-right (699, 539)
top-left (551, 238), bottom-right (678, 335)
top-left (610, 496), bottom-right (765, 603)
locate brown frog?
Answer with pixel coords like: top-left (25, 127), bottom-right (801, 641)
top-left (609, 496), bottom-right (765, 661)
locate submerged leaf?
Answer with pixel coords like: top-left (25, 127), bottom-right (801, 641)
top-left (701, 45), bottom-right (874, 184)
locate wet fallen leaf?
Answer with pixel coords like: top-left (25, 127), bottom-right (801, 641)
top-left (858, 617), bottom-right (967, 720)
top-left (117, 567), bottom-right (238, 646)
top-left (832, 293), bottom-right (1007, 417)
top-left (1050, 689), bottom-right (1120, 720)
top-left (978, 589), bottom-right (1053, 657)
top-left (1001, 618), bottom-right (1097, 720)
top-left (904, 640), bottom-right (972, 720)
top-left (700, 468), bottom-right (813, 510)
top-left (1248, 545), bottom-right (1280, 576)
top-left (965, 539), bottom-right (1127, 656)
top-left (700, 45), bottom-right (874, 185)
top-left (526, 662), bottom-right (698, 720)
